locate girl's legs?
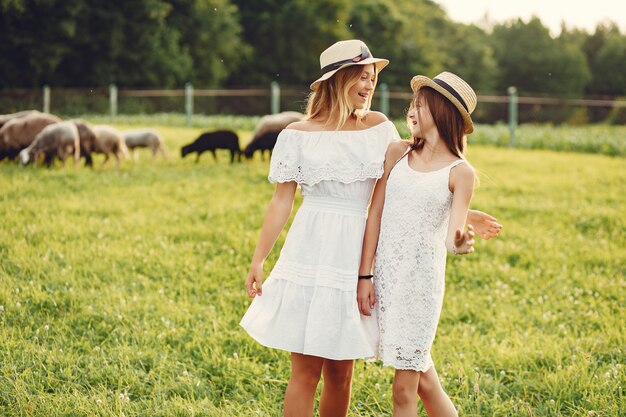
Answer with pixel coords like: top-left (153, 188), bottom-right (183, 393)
top-left (319, 359), bottom-right (355, 417)
top-left (284, 353), bottom-right (324, 417)
top-left (417, 367), bottom-right (457, 417)
top-left (392, 369), bottom-right (421, 417)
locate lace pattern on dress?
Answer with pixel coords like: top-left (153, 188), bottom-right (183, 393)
top-left (373, 157), bottom-right (465, 371)
top-left (268, 121), bottom-right (399, 185)
top-left (270, 162), bottom-right (385, 186)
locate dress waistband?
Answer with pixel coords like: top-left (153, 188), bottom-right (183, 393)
top-left (300, 195), bottom-right (368, 217)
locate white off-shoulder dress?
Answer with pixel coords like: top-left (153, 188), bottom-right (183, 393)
top-left (240, 121), bottom-right (399, 360)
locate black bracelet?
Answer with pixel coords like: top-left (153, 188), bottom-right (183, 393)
top-left (358, 275), bottom-right (373, 279)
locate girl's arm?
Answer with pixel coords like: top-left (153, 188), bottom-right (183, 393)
top-left (446, 162), bottom-right (476, 254)
top-left (467, 209), bottom-right (502, 239)
top-left (357, 141), bottom-right (408, 315)
top-left (245, 181), bottom-right (297, 298)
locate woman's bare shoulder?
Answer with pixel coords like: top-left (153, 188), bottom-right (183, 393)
top-left (363, 111), bottom-right (389, 128)
top-left (284, 120), bottom-right (320, 132)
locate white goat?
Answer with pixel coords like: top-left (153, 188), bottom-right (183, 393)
top-left (122, 129), bottom-right (165, 161)
top-left (19, 121), bottom-right (80, 167)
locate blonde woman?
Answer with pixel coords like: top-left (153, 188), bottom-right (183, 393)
top-left (241, 41), bottom-right (499, 417)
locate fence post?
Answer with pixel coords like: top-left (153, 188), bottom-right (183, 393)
top-left (508, 86), bottom-right (518, 146)
top-left (185, 82), bottom-right (193, 127)
top-left (43, 85), bottom-right (50, 114)
top-left (270, 81), bottom-right (280, 114)
top-left (379, 83), bottom-right (389, 116)
top-left (109, 84), bottom-right (117, 124)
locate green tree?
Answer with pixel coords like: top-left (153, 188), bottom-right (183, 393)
top-left (0, 0), bottom-right (248, 88)
top-left (347, 0), bottom-right (447, 89)
top-left (348, 0), bottom-right (498, 92)
top-left (443, 24), bottom-right (499, 94)
top-left (0, 0), bottom-right (84, 87)
top-left (56, 0), bottom-right (194, 87)
top-left (583, 23), bottom-right (626, 96)
top-left (593, 36), bottom-right (626, 96)
top-left (228, 0), bottom-right (352, 86)
top-left (490, 17), bottom-right (590, 96)
top-left (166, 0), bottom-right (250, 87)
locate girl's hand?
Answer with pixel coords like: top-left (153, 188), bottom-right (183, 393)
top-left (357, 278), bottom-right (376, 316)
top-left (467, 210), bottom-right (502, 239)
top-left (453, 224), bottom-right (475, 255)
top-left (245, 262), bottom-right (264, 298)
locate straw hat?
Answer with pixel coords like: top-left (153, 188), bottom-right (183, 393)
top-left (310, 39), bottom-right (389, 91)
top-left (410, 71), bottom-right (477, 133)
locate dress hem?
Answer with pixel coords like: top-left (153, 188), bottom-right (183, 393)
top-left (240, 323), bottom-right (376, 361)
top-left (378, 359), bottom-right (434, 373)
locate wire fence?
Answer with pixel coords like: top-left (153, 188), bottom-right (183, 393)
top-left (1, 85), bottom-right (625, 125)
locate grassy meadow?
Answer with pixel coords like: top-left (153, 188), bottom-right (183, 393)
top-left (0, 117), bottom-right (624, 416)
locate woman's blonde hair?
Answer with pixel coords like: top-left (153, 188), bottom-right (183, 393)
top-left (305, 65), bottom-right (377, 130)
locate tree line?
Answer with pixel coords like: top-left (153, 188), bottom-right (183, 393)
top-left (1, 0), bottom-right (625, 99)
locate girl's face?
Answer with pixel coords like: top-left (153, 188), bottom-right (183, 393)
top-left (407, 94), bottom-right (434, 137)
top-left (347, 64), bottom-right (376, 110)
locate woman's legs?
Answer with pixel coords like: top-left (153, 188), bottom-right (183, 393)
top-left (284, 353), bottom-right (324, 417)
top-left (392, 369), bottom-right (421, 417)
top-left (319, 359), bottom-right (355, 417)
top-left (417, 367), bottom-right (457, 417)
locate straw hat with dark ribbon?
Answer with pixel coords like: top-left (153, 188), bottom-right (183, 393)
top-left (410, 71), bottom-right (477, 133)
top-left (310, 39), bottom-right (389, 91)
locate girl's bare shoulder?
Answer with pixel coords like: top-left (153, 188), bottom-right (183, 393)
top-left (387, 139), bottom-right (410, 152)
top-left (385, 139), bottom-right (411, 161)
top-left (451, 159), bottom-right (476, 180)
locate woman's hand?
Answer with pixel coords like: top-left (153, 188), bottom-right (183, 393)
top-left (357, 279), bottom-right (376, 316)
top-left (467, 210), bottom-right (502, 239)
top-left (245, 262), bottom-right (264, 298)
top-left (452, 224), bottom-right (475, 255)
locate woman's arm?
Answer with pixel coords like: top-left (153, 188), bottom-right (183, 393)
top-left (446, 163), bottom-right (476, 255)
top-left (245, 181), bottom-right (297, 298)
top-left (357, 140), bottom-right (408, 315)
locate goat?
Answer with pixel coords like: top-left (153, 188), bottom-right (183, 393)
top-left (243, 111), bottom-right (304, 160)
top-left (19, 121), bottom-right (80, 167)
top-left (181, 130), bottom-right (240, 163)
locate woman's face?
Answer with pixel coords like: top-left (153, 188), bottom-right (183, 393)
top-left (347, 64), bottom-right (376, 110)
top-left (407, 94), bottom-right (434, 137)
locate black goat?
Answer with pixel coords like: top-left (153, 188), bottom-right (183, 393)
top-left (243, 111), bottom-right (304, 160)
top-left (243, 131), bottom-right (280, 160)
top-left (181, 130), bottom-right (241, 163)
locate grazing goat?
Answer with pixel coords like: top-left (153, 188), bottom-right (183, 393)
top-left (181, 130), bottom-right (240, 163)
top-left (0, 112), bottom-right (61, 161)
top-left (92, 125), bottom-right (128, 167)
top-left (0, 110), bottom-right (38, 129)
top-left (123, 129), bottom-right (166, 161)
top-left (71, 119), bottom-right (97, 167)
top-left (19, 121), bottom-right (80, 167)
top-left (244, 111), bottom-right (304, 160)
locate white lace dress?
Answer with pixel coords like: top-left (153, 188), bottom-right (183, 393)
top-left (373, 153), bottom-right (465, 371)
top-left (240, 121), bottom-right (400, 360)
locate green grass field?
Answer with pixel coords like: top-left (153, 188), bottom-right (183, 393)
top-left (0, 120), bottom-right (624, 416)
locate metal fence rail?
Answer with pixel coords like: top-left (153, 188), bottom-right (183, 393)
top-left (1, 84), bottom-right (625, 127)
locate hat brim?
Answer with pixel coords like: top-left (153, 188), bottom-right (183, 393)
top-left (310, 58), bottom-right (389, 91)
top-left (410, 75), bottom-right (474, 134)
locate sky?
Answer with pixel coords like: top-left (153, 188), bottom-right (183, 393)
top-left (434, 0), bottom-right (625, 35)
